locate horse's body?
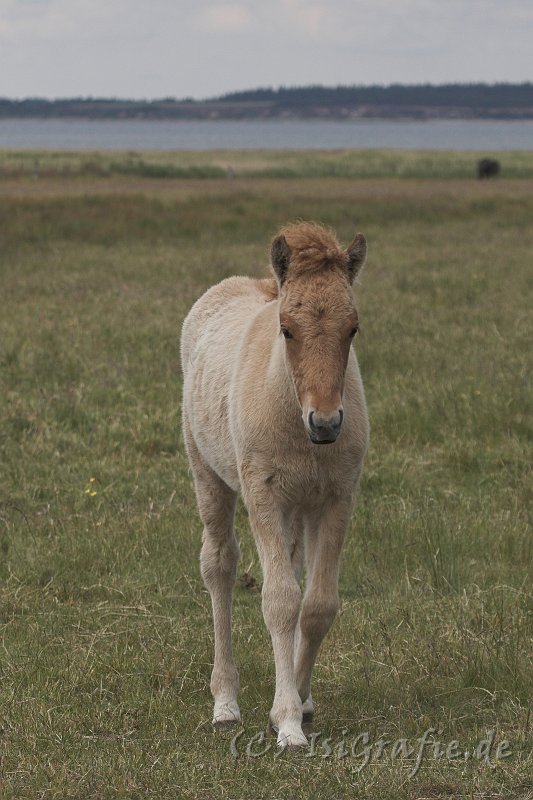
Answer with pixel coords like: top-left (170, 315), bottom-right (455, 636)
top-left (181, 223), bottom-right (369, 749)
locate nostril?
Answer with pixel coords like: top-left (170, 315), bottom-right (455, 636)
top-left (308, 409), bottom-right (343, 433)
top-left (330, 412), bottom-right (343, 432)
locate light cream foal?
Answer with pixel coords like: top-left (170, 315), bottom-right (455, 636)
top-left (180, 222), bottom-right (369, 750)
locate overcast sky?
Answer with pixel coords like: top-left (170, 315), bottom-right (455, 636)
top-left (1, 0), bottom-right (532, 99)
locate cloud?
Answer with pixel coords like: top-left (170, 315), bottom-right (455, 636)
top-left (196, 4), bottom-right (254, 33)
top-left (0, 0), bottom-right (531, 98)
top-left (280, 0), bottom-right (328, 37)
top-left (0, 0), bottom-right (163, 42)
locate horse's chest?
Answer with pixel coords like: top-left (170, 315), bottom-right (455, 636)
top-left (268, 451), bottom-right (347, 509)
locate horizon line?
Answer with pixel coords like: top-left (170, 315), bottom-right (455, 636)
top-left (1, 80), bottom-right (533, 104)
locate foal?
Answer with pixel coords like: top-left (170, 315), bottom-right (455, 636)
top-left (181, 223), bottom-right (369, 750)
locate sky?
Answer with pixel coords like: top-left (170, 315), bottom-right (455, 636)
top-left (1, 0), bottom-right (532, 100)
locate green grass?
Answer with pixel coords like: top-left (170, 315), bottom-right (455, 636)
top-left (3, 146), bottom-right (533, 180)
top-left (0, 157), bottom-right (532, 799)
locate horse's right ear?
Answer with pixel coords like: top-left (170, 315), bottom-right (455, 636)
top-left (271, 235), bottom-right (291, 286)
top-left (346, 233), bottom-right (367, 283)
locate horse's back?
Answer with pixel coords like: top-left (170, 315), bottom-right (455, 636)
top-left (180, 275), bottom-right (277, 489)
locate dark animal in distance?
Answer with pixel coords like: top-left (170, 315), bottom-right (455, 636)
top-left (478, 158), bottom-right (500, 179)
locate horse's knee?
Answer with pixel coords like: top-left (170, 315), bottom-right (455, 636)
top-left (299, 594), bottom-right (339, 643)
top-left (200, 533), bottom-right (240, 587)
top-left (262, 578), bottom-right (301, 634)
top-left (198, 491), bottom-right (234, 531)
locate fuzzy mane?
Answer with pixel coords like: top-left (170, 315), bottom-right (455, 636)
top-left (275, 222), bottom-right (349, 280)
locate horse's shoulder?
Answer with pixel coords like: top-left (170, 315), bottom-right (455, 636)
top-left (181, 275), bottom-right (276, 361)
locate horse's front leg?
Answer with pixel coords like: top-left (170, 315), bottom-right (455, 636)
top-left (295, 497), bottom-right (354, 720)
top-left (243, 485), bottom-right (307, 750)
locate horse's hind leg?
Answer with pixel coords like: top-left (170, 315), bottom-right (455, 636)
top-left (183, 422), bottom-right (240, 727)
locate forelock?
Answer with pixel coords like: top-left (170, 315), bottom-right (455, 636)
top-left (277, 222), bottom-right (350, 279)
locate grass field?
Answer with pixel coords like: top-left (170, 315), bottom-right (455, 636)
top-left (3, 146), bottom-right (533, 180)
top-left (0, 150), bottom-right (532, 799)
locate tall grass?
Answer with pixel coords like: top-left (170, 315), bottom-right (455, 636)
top-left (2, 147), bottom-right (533, 180)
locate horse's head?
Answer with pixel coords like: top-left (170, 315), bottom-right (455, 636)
top-left (271, 223), bottom-right (367, 445)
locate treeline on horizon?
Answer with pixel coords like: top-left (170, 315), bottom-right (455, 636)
top-left (219, 83), bottom-right (533, 107)
top-left (1, 83), bottom-right (533, 119)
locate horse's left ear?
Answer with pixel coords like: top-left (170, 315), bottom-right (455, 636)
top-left (271, 234), bottom-right (291, 286)
top-left (346, 233), bottom-right (367, 283)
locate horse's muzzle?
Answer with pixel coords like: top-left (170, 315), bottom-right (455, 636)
top-left (307, 408), bottom-right (343, 444)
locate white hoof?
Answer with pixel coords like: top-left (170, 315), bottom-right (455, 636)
top-left (277, 723), bottom-right (308, 751)
top-left (268, 719), bottom-right (308, 751)
top-left (212, 700), bottom-right (241, 728)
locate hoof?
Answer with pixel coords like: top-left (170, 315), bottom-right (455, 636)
top-left (301, 695), bottom-right (314, 733)
top-left (284, 740), bottom-right (309, 753)
top-left (212, 700), bottom-right (241, 728)
top-left (267, 718), bottom-right (308, 751)
top-left (302, 711), bottom-right (314, 735)
top-left (213, 717), bottom-right (240, 730)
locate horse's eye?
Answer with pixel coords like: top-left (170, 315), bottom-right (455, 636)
top-left (349, 326), bottom-right (359, 339)
top-left (281, 327), bottom-right (293, 340)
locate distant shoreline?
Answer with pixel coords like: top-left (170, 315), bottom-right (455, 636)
top-left (2, 83), bottom-right (533, 121)
top-left (1, 107), bottom-right (533, 122)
